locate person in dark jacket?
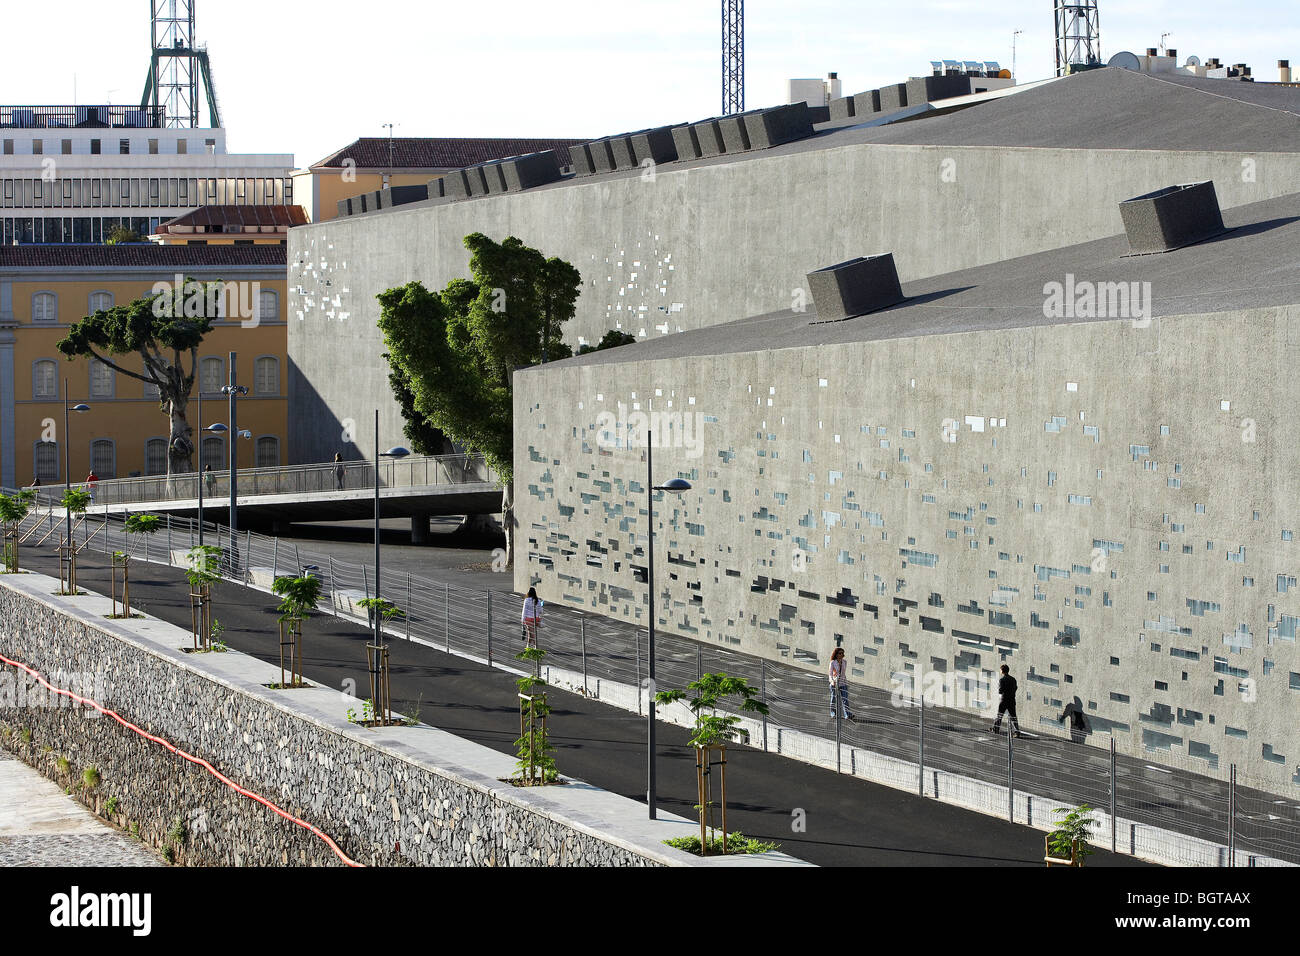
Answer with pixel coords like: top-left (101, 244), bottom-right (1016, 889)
top-left (990, 664), bottom-right (1022, 736)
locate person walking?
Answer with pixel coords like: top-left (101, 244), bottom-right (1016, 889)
top-left (521, 587), bottom-right (543, 648)
top-left (990, 663), bottom-right (1022, 736)
top-left (29, 476), bottom-right (41, 489)
top-left (84, 470), bottom-right (98, 502)
top-left (203, 464), bottom-right (216, 497)
top-left (829, 646), bottom-right (853, 720)
top-left (334, 453), bottom-right (345, 491)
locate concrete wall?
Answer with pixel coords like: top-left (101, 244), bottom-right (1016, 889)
top-left (286, 141), bottom-right (1300, 463)
top-left (512, 305), bottom-right (1300, 790)
top-left (0, 572), bottom-right (779, 867)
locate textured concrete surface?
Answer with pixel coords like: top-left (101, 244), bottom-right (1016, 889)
top-left (0, 758), bottom-right (161, 867)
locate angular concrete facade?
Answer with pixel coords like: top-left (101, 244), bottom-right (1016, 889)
top-left (512, 197), bottom-right (1300, 789)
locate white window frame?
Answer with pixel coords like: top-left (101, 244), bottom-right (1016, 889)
top-left (258, 289), bottom-right (279, 323)
top-left (31, 290), bottom-right (57, 324)
top-left (88, 359), bottom-right (115, 399)
top-left (200, 355), bottom-right (225, 395)
top-left (88, 290), bottom-right (114, 314)
top-left (253, 355), bottom-right (279, 396)
top-left (32, 359), bottom-right (58, 400)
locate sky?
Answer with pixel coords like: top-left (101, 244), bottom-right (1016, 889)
top-left (3, 0), bottom-right (1298, 169)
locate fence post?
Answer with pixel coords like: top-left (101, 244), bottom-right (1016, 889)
top-left (1110, 736), bottom-right (1117, 854)
top-left (761, 658), bottom-right (768, 753)
top-left (167, 514), bottom-right (172, 557)
top-left (486, 591), bottom-right (493, 666)
top-left (580, 616), bottom-right (588, 697)
top-left (918, 693), bottom-right (925, 797)
top-left (835, 703), bottom-right (842, 774)
top-left (328, 555), bottom-right (339, 616)
top-left (444, 583), bottom-right (450, 653)
top-left (696, 644), bottom-right (702, 683)
top-left (635, 629), bottom-right (642, 715)
top-left (272, 536), bottom-right (279, 579)
top-left (406, 572), bottom-right (412, 641)
top-left (1007, 725), bottom-right (1015, 823)
top-left (243, 530), bottom-right (251, 583)
top-left (362, 563), bottom-right (370, 602)
top-left (1228, 763), bottom-right (1237, 868)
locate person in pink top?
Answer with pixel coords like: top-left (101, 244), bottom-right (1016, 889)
top-left (521, 587), bottom-right (543, 648)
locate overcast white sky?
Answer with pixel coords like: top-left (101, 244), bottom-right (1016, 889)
top-left (3, 1), bottom-right (1298, 168)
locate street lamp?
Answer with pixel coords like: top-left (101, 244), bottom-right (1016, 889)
top-left (62, 378), bottom-right (90, 550)
top-left (205, 422), bottom-right (250, 555)
top-left (220, 351), bottom-right (249, 559)
top-left (645, 436), bottom-right (691, 820)
top-left (370, 408), bottom-right (409, 722)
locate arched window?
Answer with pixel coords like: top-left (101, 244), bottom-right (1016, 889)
top-left (89, 359), bottom-right (115, 398)
top-left (90, 439), bottom-right (115, 479)
top-left (200, 355), bottom-right (224, 394)
top-left (254, 355), bottom-right (279, 396)
top-left (259, 289), bottom-right (279, 323)
top-left (255, 436), bottom-right (280, 468)
top-left (88, 291), bottom-right (114, 314)
top-left (31, 291), bottom-right (56, 324)
top-left (201, 435), bottom-right (225, 471)
top-left (143, 378), bottom-right (161, 400)
top-left (32, 360), bottom-right (58, 400)
top-left (34, 442), bottom-right (59, 483)
top-left (144, 438), bottom-right (168, 476)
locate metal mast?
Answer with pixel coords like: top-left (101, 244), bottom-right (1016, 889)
top-left (722, 0), bottom-right (744, 115)
top-left (142, 0), bottom-right (222, 128)
top-left (1054, 0), bottom-right (1101, 77)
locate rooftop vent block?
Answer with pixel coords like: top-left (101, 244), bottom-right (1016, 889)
top-left (589, 138), bottom-right (617, 172)
top-left (878, 83), bottom-right (909, 112)
top-left (443, 168), bottom-right (471, 199)
top-left (428, 177), bottom-right (446, 199)
top-left (692, 118), bottom-right (727, 157)
top-left (806, 254), bottom-right (905, 322)
top-left (1119, 181), bottom-right (1227, 255)
top-left (569, 142), bottom-right (595, 176)
top-left (631, 126), bottom-right (679, 165)
top-left (378, 184), bottom-right (429, 209)
top-left (853, 89), bottom-right (882, 115)
top-left (610, 134), bottom-right (639, 169)
top-left (718, 113), bottom-right (752, 152)
top-left (336, 197), bottom-right (353, 218)
top-left (744, 102), bottom-right (814, 149)
top-left (906, 74), bottom-right (972, 105)
top-left (828, 96), bottom-right (856, 120)
top-left (501, 150), bottom-right (562, 190)
top-left (670, 124), bottom-right (702, 160)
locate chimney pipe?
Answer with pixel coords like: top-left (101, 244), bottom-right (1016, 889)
top-left (1282, 60), bottom-right (1293, 83)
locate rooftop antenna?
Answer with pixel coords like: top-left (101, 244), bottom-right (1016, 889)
top-left (382, 123), bottom-right (396, 188)
top-left (722, 0), bottom-right (744, 115)
top-left (141, 0), bottom-right (222, 128)
top-left (1012, 29), bottom-right (1024, 80)
top-left (1160, 32), bottom-right (1172, 53)
top-left (1054, 0), bottom-right (1102, 77)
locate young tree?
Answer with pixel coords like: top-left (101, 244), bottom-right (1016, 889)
top-left (0, 489), bottom-right (37, 572)
top-left (57, 278), bottom-right (221, 476)
top-left (104, 225), bottom-right (143, 245)
top-left (378, 233), bottom-right (582, 564)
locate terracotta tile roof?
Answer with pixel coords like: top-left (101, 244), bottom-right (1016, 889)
top-left (156, 205), bottom-right (308, 234)
top-left (0, 244), bottom-right (287, 269)
top-left (313, 137), bottom-right (588, 170)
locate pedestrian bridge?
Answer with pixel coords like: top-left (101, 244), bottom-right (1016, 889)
top-left (51, 454), bottom-right (502, 537)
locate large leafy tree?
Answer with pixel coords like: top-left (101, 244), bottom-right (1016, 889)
top-left (58, 278), bottom-right (221, 475)
top-left (378, 233), bottom-right (582, 563)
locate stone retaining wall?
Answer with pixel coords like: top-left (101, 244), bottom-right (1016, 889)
top-left (0, 572), bottom-right (793, 867)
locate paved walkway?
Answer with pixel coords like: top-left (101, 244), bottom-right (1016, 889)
top-left (0, 751), bottom-right (161, 867)
top-left (15, 548), bottom-right (1147, 867)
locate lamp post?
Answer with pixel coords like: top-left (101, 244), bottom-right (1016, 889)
top-left (62, 379), bottom-right (90, 548)
top-left (220, 351), bottom-right (249, 555)
top-left (370, 409), bottom-right (409, 722)
top-left (195, 386), bottom-right (204, 545)
top-left (645, 436), bottom-right (691, 820)
top-left (372, 408), bottom-right (410, 639)
top-left (205, 422), bottom-right (249, 557)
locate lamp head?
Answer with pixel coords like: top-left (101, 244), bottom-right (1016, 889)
top-left (657, 478), bottom-right (692, 493)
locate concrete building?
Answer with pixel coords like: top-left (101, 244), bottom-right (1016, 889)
top-left (513, 189), bottom-right (1300, 790)
top-left (0, 104), bottom-right (294, 245)
top-left (287, 67), bottom-right (1300, 464)
top-left (0, 244), bottom-right (288, 487)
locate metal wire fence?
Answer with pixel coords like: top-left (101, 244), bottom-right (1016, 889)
top-left (13, 502), bottom-right (1300, 868)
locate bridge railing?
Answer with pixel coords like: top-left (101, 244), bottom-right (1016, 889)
top-left (84, 454), bottom-right (494, 506)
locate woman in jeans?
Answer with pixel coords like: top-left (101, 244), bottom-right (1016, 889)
top-left (829, 647), bottom-right (853, 720)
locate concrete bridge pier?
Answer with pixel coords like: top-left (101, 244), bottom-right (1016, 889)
top-left (411, 513), bottom-right (430, 545)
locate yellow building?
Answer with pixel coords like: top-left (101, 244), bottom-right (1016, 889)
top-left (292, 137), bottom-right (585, 223)
top-left (0, 243), bottom-right (288, 486)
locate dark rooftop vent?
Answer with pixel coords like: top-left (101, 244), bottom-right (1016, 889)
top-left (1119, 181), bottom-right (1227, 255)
top-left (806, 254), bottom-right (905, 322)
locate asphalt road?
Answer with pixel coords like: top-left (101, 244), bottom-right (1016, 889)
top-left (17, 546), bottom-right (1147, 867)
